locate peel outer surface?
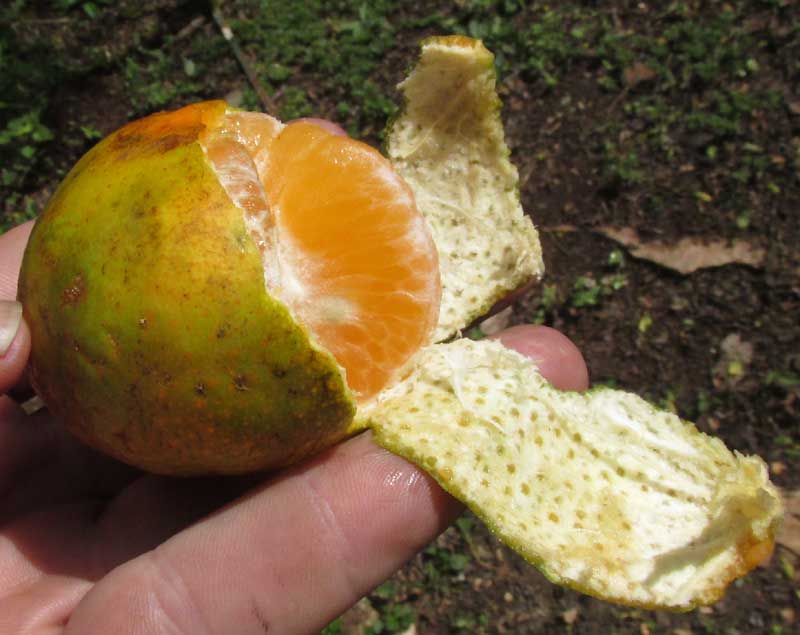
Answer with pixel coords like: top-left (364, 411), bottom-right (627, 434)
top-left (18, 101), bottom-right (355, 476)
top-left (362, 339), bottom-right (782, 610)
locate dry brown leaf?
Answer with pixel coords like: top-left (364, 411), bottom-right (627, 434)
top-left (624, 62), bottom-right (657, 87)
top-left (597, 226), bottom-right (765, 274)
top-left (778, 488), bottom-right (800, 553)
top-left (562, 607), bottom-right (579, 624)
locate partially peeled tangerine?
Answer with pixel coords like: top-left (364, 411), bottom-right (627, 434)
top-left (17, 35), bottom-right (782, 610)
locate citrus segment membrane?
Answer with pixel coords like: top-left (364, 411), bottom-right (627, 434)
top-left (387, 36), bottom-right (544, 342)
top-left (203, 114), bottom-right (441, 401)
top-left (201, 111), bottom-right (284, 288)
top-left (363, 339), bottom-right (782, 610)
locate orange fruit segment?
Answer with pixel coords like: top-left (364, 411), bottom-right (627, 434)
top-left (203, 111), bottom-right (441, 400)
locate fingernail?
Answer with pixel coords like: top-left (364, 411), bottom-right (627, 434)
top-left (0, 301), bottom-right (23, 357)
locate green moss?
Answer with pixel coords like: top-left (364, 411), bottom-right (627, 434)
top-left (228, 0), bottom-right (399, 139)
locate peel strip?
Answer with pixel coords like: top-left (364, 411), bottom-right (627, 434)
top-left (362, 339), bottom-right (782, 610)
top-left (387, 36), bottom-right (544, 342)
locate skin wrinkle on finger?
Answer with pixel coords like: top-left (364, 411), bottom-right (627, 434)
top-left (0, 271), bottom-right (20, 301)
top-left (0, 576), bottom-right (92, 635)
top-left (297, 467), bottom-right (364, 606)
top-left (0, 533), bottom-right (43, 597)
top-left (61, 546), bottom-right (212, 635)
top-left (145, 548), bottom-right (213, 635)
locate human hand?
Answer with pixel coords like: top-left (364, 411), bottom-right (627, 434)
top-left (0, 216), bottom-right (587, 634)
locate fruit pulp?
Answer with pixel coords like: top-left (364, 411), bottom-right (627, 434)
top-left (203, 110), bottom-right (442, 400)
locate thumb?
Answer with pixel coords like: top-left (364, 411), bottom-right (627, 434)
top-left (0, 302), bottom-right (29, 395)
top-left (0, 222), bottom-right (34, 395)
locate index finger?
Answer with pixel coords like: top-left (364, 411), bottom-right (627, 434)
top-left (0, 222), bottom-right (33, 394)
top-left (0, 220), bottom-right (34, 300)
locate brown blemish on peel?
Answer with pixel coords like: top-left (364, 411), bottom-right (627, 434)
top-left (233, 375), bottom-right (249, 391)
top-left (154, 132), bottom-right (200, 154)
top-left (62, 274), bottom-right (86, 306)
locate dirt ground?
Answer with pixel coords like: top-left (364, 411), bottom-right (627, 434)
top-left (1, 1), bottom-right (798, 633)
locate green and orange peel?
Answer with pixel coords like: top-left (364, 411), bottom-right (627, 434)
top-left (18, 36), bottom-right (782, 610)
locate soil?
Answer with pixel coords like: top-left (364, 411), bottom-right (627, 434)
top-left (2, 1), bottom-right (798, 634)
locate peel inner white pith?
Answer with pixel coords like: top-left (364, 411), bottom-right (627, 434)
top-left (201, 111), bottom-right (285, 291)
top-left (363, 339), bottom-right (781, 610)
top-left (387, 37), bottom-right (544, 342)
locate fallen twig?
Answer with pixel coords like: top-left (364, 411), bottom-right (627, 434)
top-left (211, 4), bottom-right (277, 115)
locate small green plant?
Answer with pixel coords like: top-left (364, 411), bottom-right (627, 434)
top-left (658, 388), bottom-right (678, 414)
top-left (229, 0), bottom-right (398, 140)
top-left (455, 514), bottom-right (475, 540)
top-left (365, 603), bottom-right (415, 635)
top-left (607, 248), bottom-right (625, 267)
top-left (571, 274), bottom-right (627, 308)
top-left (80, 125), bottom-right (103, 141)
top-left (695, 390), bottom-right (714, 417)
top-left (321, 617), bottom-right (343, 635)
top-left (774, 435), bottom-right (800, 459)
top-left (278, 86), bottom-right (313, 120)
top-left (571, 276), bottom-right (602, 308)
top-left (423, 543), bottom-right (471, 583)
top-left (0, 195), bottom-right (39, 233)
top-left (765, 370), bottom-right (800, 390)
top-left (531, 283), bottom-right (558, 324)
top-left (602, 141), bottom-right (645, 186)
top-left (372, 581), bottom-right (396, 601)
top-left (779, 555), bottom-right (795, 581)
top-left (123, 49), bottom-right (203, 113)
top-left (54, 0), bottom-right (113, 19)
top-left (637, 313), bottom-right (653, 334)
top-left (465, 326), bottom-right (487, 340)
top-left (452, 612), bottom-right (489, 630)
top-left (0, 111), bottom-right (53, 189)
top-left (735, 210), bottom-right (751, 229)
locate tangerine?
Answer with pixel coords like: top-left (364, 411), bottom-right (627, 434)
top-left (18, 100), bottom-right (439, 474)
